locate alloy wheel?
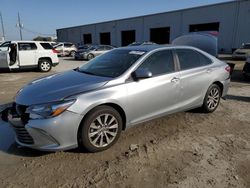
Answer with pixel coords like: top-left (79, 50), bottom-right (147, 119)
top-left (88, 113), bottom-right (119, 148)
top-left (207, 87), bottom-right (220, 110)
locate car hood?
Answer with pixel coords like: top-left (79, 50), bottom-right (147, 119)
top-left (15, 70), bottom-right (112, 106)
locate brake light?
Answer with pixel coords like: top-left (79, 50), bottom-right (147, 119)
top-left (225, 65), bottom-right (231, 73)
top-left (52, 49), bottom-right (58, 53)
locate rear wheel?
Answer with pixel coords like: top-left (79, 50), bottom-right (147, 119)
top-left (38, 59), bottom-right (52, 72)
top-left (79, 106), bottom-right (122, 152)
top-left (87, 54), bottom-right (94, 61)
top-left (202, 84), bottom-right (221, 113)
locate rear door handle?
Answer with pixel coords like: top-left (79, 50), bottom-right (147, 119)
top-left (171, 77), bottom-right (180, 83)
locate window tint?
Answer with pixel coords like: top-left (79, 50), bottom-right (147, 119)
top-left (18, 43), bottom-right (37, 51)
top-left (40, 43), bottom-right (53, 49)
top-left (176, 49), bottom-right (211, 70)
top-left (198, 52), bottom-right (212, 66)
top-left (138, 50), bottom-right (175, 76)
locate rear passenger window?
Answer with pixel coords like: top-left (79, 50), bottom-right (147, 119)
top-left (40, 43), bottom-right (53, 49)
top-left (138, 50), bottom-right (175, 76)
top-left (18, 43), bottom-right (37, 51)
top-left (176, 49), bottom-right (211, 70)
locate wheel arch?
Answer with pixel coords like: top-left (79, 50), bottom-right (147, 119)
top-left (77, 102), bottom-right (127, 146)
top-left (212, 81), bottom-right (224, 94)
top-left (38, 57), bottom-right (52, 64)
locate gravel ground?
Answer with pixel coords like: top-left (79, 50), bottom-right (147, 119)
top-left (0, 56), bottom-right (249, 188)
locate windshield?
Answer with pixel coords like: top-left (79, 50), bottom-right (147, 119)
top-left (78, 49), bottom-right (146, 78)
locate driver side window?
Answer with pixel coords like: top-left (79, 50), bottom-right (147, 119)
top-left (138, 50), bottom-right (175, 77)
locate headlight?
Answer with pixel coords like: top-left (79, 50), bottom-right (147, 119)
top-left (26, 100), bottom-right (75, 119)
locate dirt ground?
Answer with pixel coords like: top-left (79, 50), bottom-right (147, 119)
top-left (0, 56), bottom-right (249, 188)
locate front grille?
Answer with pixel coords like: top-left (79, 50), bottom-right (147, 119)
top-left (11, 103), bottom-right (34, 144)
top-left (13, 126), bottom-right (34, 144)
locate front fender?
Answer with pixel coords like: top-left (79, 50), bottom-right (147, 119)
top-left (67, 84), bottom-right (128, 117)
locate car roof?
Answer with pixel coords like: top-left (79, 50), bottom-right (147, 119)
top-left (117, 44), bottom-right (211, 54)
top-left (119, 44), bottom-right (168, 52)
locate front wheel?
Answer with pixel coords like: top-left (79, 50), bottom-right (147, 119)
top-left (38, 59), bottom-right (52, 72)
top-left (202, 84), bottom-right (221, 113)
top-left (79, 106), bottom-right (123, 152)
top-left (70, 51), bottom-right (76, 57)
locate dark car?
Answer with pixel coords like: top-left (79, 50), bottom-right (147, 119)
top-left (243, 56), bottom-right (250, 79)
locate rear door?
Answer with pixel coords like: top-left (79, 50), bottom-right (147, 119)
top-left (126, 49), bottom-right (181, 124)
top-left (18, 42), bottom-right (37, 67)
top-left (175, 48), bottom-right (213, 110)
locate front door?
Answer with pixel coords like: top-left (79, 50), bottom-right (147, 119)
top-left (0, 41), bottom-right (11, 69)
top-left (126, 49), bottom-right (180, 125)
top-left (0, 50), bottom-right (9, 69)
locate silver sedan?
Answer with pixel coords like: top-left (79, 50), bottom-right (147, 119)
top-left (5, 45), bottom-right (230, 152)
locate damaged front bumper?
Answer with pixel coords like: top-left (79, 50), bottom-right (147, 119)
top-left (0, 102), bottom-right (83, 151)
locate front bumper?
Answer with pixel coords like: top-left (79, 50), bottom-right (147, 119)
top-left (7, 107), bottom-right (83, 151)
top-left (75, 53), bottom-right (86, 59)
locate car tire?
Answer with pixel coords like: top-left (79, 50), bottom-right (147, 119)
top-left (70, 51), bottom-right (76, 57)
top-left (87, 54), bottom-right (94, 61)
top-left (201, 84), bottom-right (221, 113)
top-left (79, 105), bottom-right (123, 152)
top-left (38, 59), bottom-right (52, 72)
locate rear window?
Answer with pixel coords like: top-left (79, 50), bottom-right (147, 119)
top-left (40, 43), bottom-right (53, 50)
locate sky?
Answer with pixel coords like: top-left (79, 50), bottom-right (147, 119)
top-left (0, 0), bottom-right (232, 41)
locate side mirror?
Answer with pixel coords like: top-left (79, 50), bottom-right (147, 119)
top-left (132, 68), bottom-right (152, 80)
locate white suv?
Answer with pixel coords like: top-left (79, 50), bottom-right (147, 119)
top-left (0, 41), bottom-right (59, 72)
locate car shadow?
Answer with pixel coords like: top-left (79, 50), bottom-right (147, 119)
top-left (231, 69), bottom-right (250, 83)
top-left (225, 95), bottom-right (250, 103)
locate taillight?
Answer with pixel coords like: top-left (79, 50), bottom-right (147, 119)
top-left (225, 66), bottom-right (231, 73)
top-left (52, 49), bottom-right (58, 53)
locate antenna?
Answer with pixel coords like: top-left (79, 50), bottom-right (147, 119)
top-left (0, 12), bottom-right (5, 41)
top-left (16, 12), bottom-right (23, 40)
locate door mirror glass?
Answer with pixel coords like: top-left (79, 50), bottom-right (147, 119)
top-left (132, 68), bottom-right (152, 80)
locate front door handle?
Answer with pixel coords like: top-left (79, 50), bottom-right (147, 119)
top-left (171, 77), bottom-right (180, 83)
